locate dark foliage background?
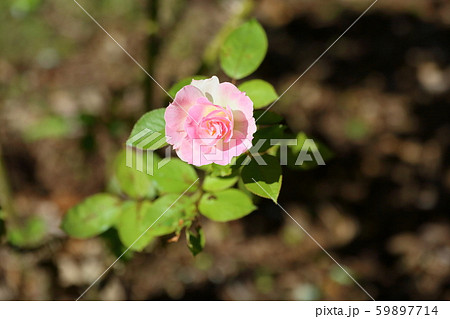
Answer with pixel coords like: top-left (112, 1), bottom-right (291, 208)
top-left (0, 0), bottom-right (449, 300)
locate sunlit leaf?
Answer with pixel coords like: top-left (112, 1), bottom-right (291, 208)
top-left (199, 189), bottom-right (256, 222)
top-left (61, 194), bottom-right (121, 238)
top-left (146, 194), bottom-right (192, 237)
top-left (239, 79), bottom-right (278, 109)
top-left (199, 163), bottom-right (233, 177)
top-left (127, 108), bottom-right (167, 150)
top-left (202, 174), bottom-right (238, 192)
top-left (116, 201), bottom-right (154, 251)
top-left (112, 150), bottom-right (158, 200)
top-left (117, 195), bottom-right (193, 251)
top-left (220, 19), bottom-right (268, 80)
top-left (153, 158), bottom-right (199, 193)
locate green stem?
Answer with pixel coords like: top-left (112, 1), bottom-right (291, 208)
top-left (144, 0), bottom-right (160, 109)
top-left (0, 144), bottom-right (18, 228)
top-left (198, 0), bottom-right (254, 75)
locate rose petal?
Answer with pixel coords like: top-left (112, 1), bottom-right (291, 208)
top-left (164, 76), bottom-right (257, 166)
top-left (215, 82), bottom-right (254, 120)
top-left (165, 85), bottom-right (204, 148)
top-left (191, 76), bottom-right (220, 103)
top-left (165, 85), bottom-right (204, 129)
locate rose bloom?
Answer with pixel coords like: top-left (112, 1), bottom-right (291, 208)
top-left (165, 76), bottom-right (256, 166)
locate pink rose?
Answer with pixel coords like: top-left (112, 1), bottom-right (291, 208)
top-left (165, 76), bottom-right (256, 166)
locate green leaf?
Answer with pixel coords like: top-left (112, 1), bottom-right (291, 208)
top-left (127, 108), bottom-right (167, 150)
top-left (241, 154), bottom-right (282, 203)
top-left (147, 194), bottom-right (192, 237)
top-left (203, 174), bottom-right (238, 192)
top-left (116, 201), bottom-right (154, 251)
top-left (238, 79), bottom-right (278, 109)
top-left (8, 216), bottom-right (46, 248)
top-left (184, 204), bottom-right (197, 222)
top-left (113, 150), bottom-right (158, 199)
top-left (237, 177), bottom-right (253, 198)
top-left (253, 110), bottom-right (283, 125)
top-left (211, 163), bottom-right (233, 177)
top-left (61, 194), bottom-right (122, 238)
top-left (186, 227), bottom-right (205, 256)
top-left (199, 163), bottom-right (233, 177)
top-left (220, 19), bottom-right (268, 80)
top-left (199, 189), bottom-right (256, 222)
top-left (116, 195), bottom-right (192, 251)
top-left (168, 75), bottom-right (208, 97)
top-left (153, 158), bottom-right (199, 193)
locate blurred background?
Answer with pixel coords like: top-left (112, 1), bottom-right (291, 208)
top-left (0, 0), bottom-right (449, 300)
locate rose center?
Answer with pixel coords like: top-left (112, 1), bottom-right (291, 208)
top-left (184, 99), bottom-right (234, 145)
top-left (202, 117), bottom-right (230, 139)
